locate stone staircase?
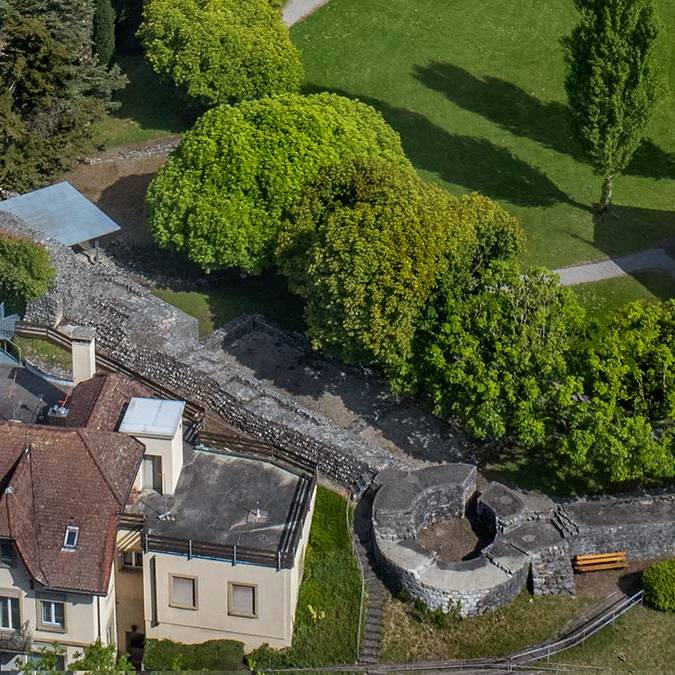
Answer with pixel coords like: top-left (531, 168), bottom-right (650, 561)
top-left (353, 487), bottom-right (387, 666)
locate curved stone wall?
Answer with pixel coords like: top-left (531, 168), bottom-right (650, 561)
top-left (372, 466), bottom-right (574, 617)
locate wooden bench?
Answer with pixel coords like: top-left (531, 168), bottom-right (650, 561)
top-left (573, 551), bottom-right (628, 573)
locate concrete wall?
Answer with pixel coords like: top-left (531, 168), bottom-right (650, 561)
top-left (143, 554), bottom-right (294, 652)
top-left (131, 424), bottom-right (183, 495)
top-left (0, 551), bottom-right (115, 665)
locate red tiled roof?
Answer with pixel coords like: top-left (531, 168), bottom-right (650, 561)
top-left (66, 373), bottom-right (153, 432)
top-left (0, 423), bottom-right (144, 594)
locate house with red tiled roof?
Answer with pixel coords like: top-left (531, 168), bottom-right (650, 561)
top-left (0, 335), bottom-right (315, 669)
top-left (0, 424), bottom-right (144, 669)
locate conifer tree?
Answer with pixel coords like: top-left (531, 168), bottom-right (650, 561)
top-left (563, 0), bottom-right (662, 210)
top-left (93, 0), bottom-right (116, 65)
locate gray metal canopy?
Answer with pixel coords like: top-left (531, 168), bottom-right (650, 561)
top-left (0, 182), bottom-right (120, 246)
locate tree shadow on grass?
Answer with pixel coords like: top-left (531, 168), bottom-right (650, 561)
top-left (591, 204), bottom-right (675, 260)
top-left (111, 54), bottom-right (193, 133)
top-left (413, 62), bottom-right (675, 181)
top-left (333, 90), bottom-right (584, 209)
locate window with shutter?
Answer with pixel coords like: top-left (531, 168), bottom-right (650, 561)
top-left (229, 583), bottom-right (257, 618)
top-left (170, 575), bottom-right (197, 609)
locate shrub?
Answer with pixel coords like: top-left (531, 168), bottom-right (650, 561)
top-left (643, 560), bottom-right (675, 611)
top-left (139, 0), bottom-right (303, 109)
top-left (146, 93), bottom-right (410, 273)
top-left (0, 232), bottom-right (54, 313)
top-left (277, 157), bottom-right (473, 377)
top-left (142, 638), bottom-right (244, 671)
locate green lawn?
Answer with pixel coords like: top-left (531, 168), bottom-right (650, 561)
top-left (152, 274), bottom-right (305, 337)
top-left (93, 55), bottom-right (190, 148)
top-left (572, 270), bottom-right (675, 321)
top-left (249, 487), bottom-right (362, 668)
top-left (551, 605), bottom-right (675, 673)
top-left (292, 0), bottom-right (675, 269)
top-left (14, 337), bottom-right (72, 374)
top-left (381, 591), bottom-right (589, 662)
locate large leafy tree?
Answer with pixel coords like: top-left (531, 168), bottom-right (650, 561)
top-left (412, 260), bottom-right (585, 448)
top-left (560, 300), bottom-right (675, 483)
top-left (0, 1), bottom-right (125, 191)
top-left (277, 158), bottom-right (475, 376)
top-left (139, 0), bottom-right (303, 110)
top-left (146, 94), bottom-right (410, 273)
top-left (563, 0), bottom-right (662, 209)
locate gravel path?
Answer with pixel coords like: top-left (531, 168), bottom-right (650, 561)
top-left (283, 0), bottom-right (331, 26)
top-left (554, 247), bottom-right (675, 286)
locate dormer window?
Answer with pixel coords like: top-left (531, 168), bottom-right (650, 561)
top-left (63, 526), bottom-right (79, 550)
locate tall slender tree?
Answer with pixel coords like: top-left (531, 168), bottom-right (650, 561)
top-left (93, 0), bottom-right (116, 65)
top-left (563, 0), bottom-right (662, 210)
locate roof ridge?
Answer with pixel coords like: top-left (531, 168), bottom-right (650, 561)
top-left (81, 375), bottom-right (109, 428)
top-left (77, 428), bottom-right (125, 508)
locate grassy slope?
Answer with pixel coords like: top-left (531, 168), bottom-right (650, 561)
top-left (551, 605), bottom-right (675, 672)
top-left (152, 274), bottom-right (305, 337)
top-left (250, 487), bottom-right (362, 667)
top-left (572, 269), bottom-right (675, 321)
top-left (93, 55), bottom-right (190, 148)
top-left (381, 592), bottom-right (588, 662)
top-left (292, 0), bottom-right (675, 270)
top-left (14, 337), bottom-right (72, 372)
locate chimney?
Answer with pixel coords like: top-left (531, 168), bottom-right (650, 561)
top-left (62, 325), bottom-right (96, 384)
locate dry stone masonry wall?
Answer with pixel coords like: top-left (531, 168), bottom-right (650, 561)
top-left (373, 467), bottom-right (674, 617)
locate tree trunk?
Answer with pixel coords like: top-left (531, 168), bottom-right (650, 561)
top-left (599, 175), bottom-right (614, 211)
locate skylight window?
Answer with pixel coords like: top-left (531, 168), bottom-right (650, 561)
top-left (63, 526), bottom-right (79, 550)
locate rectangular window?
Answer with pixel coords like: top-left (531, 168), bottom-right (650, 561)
top-left (0, 541), bottom-right (14, 565)
top-left (169, 575), bottom-right (197, 610)
top-left (0, 596), bottom-right (20, 630)
top-left (122, 551), bottom-right (143, 570)
top-left (142, 456), bottom-right (163, 494)
top-left (38, 600), bottom-right (65, 631)
top-left (228, 583), bottom-right (257, 618)
top-left (63, 526), bottom-right (79, 550)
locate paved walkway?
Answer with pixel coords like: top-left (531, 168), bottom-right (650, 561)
top-left (283, 0), bottom-right (331, 26)
top-left (554, 247), bottom-right (675, 286)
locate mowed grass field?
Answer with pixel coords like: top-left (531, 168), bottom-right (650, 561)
top-left (292, 0), bottom-right (675, 270)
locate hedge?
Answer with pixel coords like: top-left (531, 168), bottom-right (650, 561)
top-left (643, 560), bottom-right (675, 611)
top-left (142, 638), bottom-right (244, 670)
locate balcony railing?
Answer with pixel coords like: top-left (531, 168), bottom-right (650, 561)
top-left (0, 621), bottom-right (32, 654)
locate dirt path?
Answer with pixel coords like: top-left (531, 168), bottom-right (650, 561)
top-left (283, 0), bottom-right (331, 26)
top-left (554, 247), bottom-right (675, 286)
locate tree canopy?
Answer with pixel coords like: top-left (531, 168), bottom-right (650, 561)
top-left (277, 158), bottom-right (475, 376)
top-left (146, 93), bottom-right (410, 273)
top-left (0, 232), bottom-right (54, 313)
top-left (560, 300), bottom-right (675, 483)
top-left (139, 0), bottom-right (303, 109)
top-left (411, 260), bottom-right (585, 447)
top-left (563, 0), bottom-right (662, 208)
top-left (0, 1), bottom-right (125, 191)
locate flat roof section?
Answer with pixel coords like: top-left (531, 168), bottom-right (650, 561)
top-left (135, 446), bottom-right (312, 556)
top-left (0, 182), bottom-right (120, 246)
top-left (0, 364), bottom-right (68, 424)
top-left (119, 397), bottom-right (185, 438)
